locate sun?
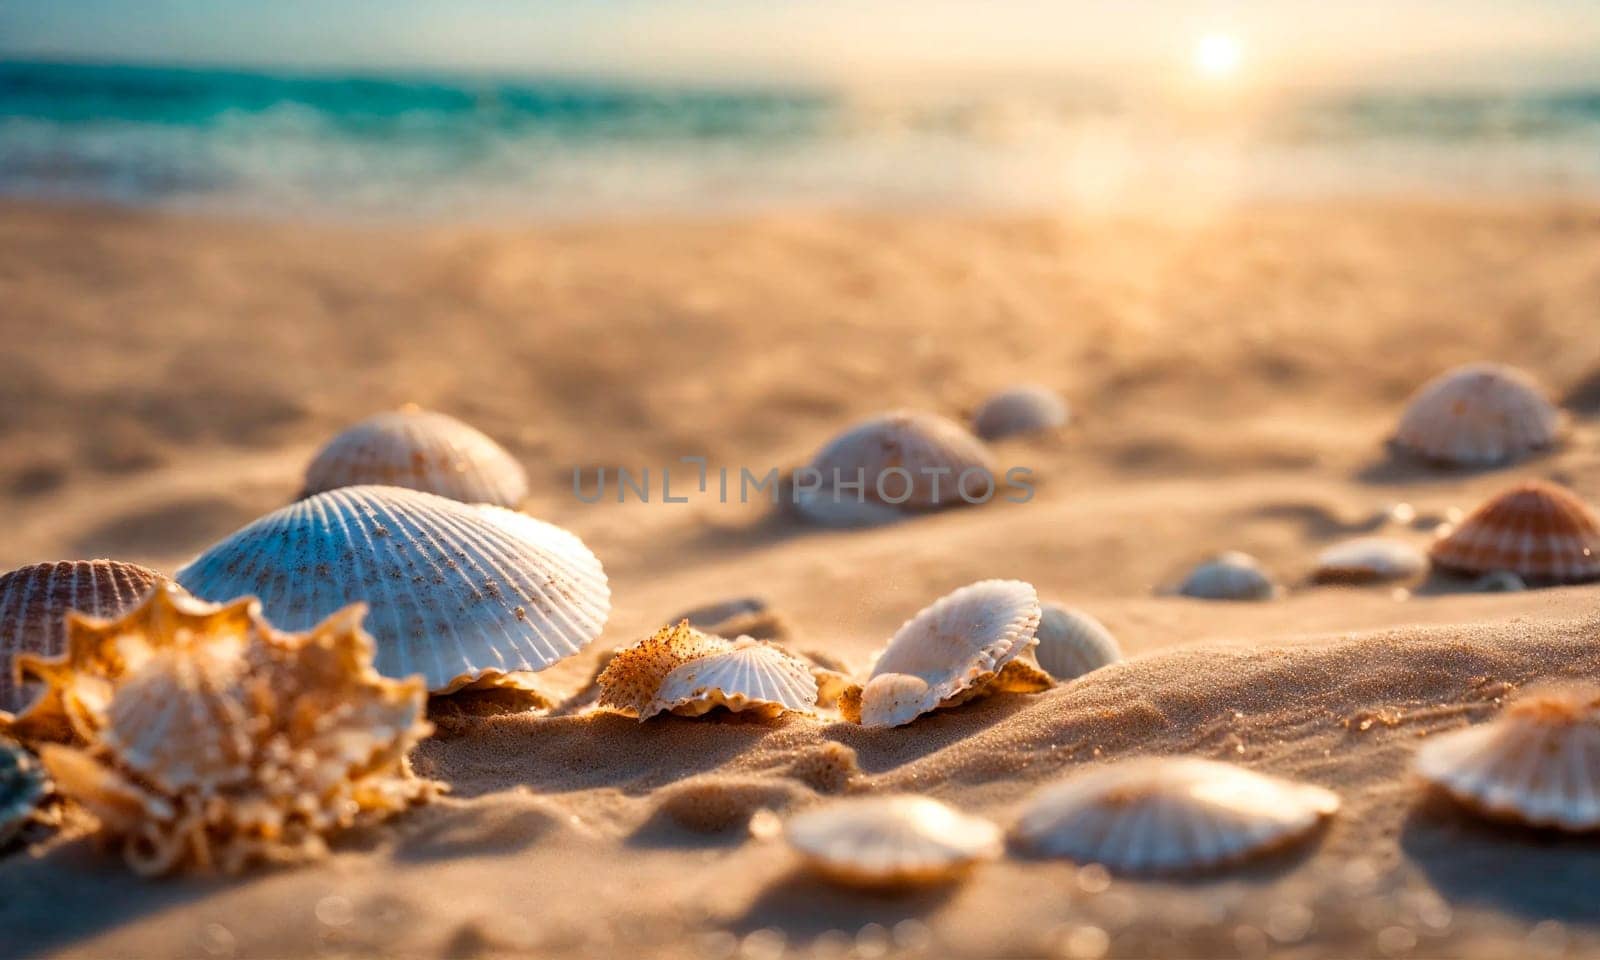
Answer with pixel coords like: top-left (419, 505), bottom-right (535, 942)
top-left (1192, 32), bottom-right (1243, 79)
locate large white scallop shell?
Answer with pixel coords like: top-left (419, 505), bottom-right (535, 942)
top-left (1413, 686), bottom-right (1600, 831)
top-left (1014, 757), bottom-right (1340, 873)
top-left (1, 736), bottom-right (49, 847)
top-left (0, 560), bottom-right (168, 717)
top-left (175, 485), bottom-right (610, 693)
top-left (972, 386), bottom-right (1069, 441)
top-left (785, 795), bottom-right (1002, 888)
top-left (302, 406), bottom-right (528, 507)
top-left (1032, 604), bottom-right (1122, 681)
top-left (645, 639), bottom-right (818, 719)
top-left (847, 580), bottom-right (1041, 727)
top-left (793, 411), bottom-right (997, 525)
top-left (1393, 363), bottom-right (1563, 466)
top-left (1311, 537), bottom-right (1427, 584)
top-left (1177, 551), bottom-right (1279, 601)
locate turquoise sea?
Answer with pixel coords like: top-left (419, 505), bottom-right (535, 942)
top-left (4, 60), bottom-right (1600, 218)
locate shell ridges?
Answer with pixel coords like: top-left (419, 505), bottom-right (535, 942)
top-left (303, 407), bottom-right (528, 507)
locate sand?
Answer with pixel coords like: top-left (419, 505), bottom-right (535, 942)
top-left (1, 198), bottom-right (1598, 958)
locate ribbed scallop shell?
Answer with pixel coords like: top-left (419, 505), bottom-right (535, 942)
top-left (1414, 686), bottom-right (1600, 831)
top-left (0, 560), bottom-right (167, 716)
top-left (1032, 604), bottom-right (1122, 681)
top-left (302, 406), bottom-right (528, 507)
top-left (1015, 757), bottom-right (1340, 873)
top-left (175, 485), bottom-right (610, 693)
top-left (797, 410), bottom-right (997, 522)
top-left (972, 386), bottom-right (1069, 441)
top-left (785, 795), bottom-right (1002, 888)
top-left (1393, 363), bottom-right (1562, 466)
top-left (596, 621), bottom-right (731, 716)
top-left (23, 584), bottom-right (434, 875)
top-left (645, 639), bottom-right (818, 719)
top-left (1, 736), bottom-right (49, 847)
top-left (846, 580), bottom-right (1041, 727)
top-left (1178, 551), bottom-right (1278, 601)
top-left (1311, 537), bottom-right (1427, 584)
top-left (1428, 481), bottom-right (1600, 584)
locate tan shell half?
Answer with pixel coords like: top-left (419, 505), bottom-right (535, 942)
top-left (844, 580), bottom-right (1042, 727)
top-left (0, 561), bottom-right (167, 718)
top-left (645, 639), bottom-right (818, 719)
top-left (1, 736), bottom-right (50, 847)
top-left (302, 406), bottom-right (528, 507)
top-left (972, 386), bottom-right (1069, 441)
top-left (23, 584), bottom-right (434, 875)
top-left (1031, 603), bottom-right (1122, 681)
top-left (1428, 481), bottom-right (1600, 584)
top-left (1014, 757), bottom-right (1340, 873)
top-left (596, 621), bottom-right (731, 716)
top-left (1414, 686), bottom-right (1600, 831)
top-left (793, 410), bottom-right (997, 525)
top-left (785, 795), bottom-right (1002, 888)
top-left (1393, 363), bottom-right (1563, 466)
top-left (1177, 551), bottom-right (1279, 601)
top-left (176, 486), bottom-right (610, 693)
top-left (1311, 537), bottom-right (1427, 585)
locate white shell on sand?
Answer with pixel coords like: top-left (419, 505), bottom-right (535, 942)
top-left (1178, 551), bottom-right (1278, 601)
top-left (785, 795), bottom-right (1002, 888)
top-left (175, 485), bottom-right (610, 694)
top-left (1393, 363), bottom-right (1562, 466)
top-left (796, 411), bottom-right (997, 524)
top-left (851, 580), bottom-right (1041, 727)
top-left (1414, 686), bottom-right (1600, 831)
top-left (0, 560), bottom-right (168, 716)
top-left (1311, 537), bottom-right (1427, 584)
top-left (302, 406), bottom-right (528, 507)
top-left (1, 736), bottom-right (49, 847)
top-left (1015, 757), bottom-right (1340, 873)
top-left (646, 638), bottom-right (818, 719)
top-left (971, 386), bottom-right (1069, 441)
top-left (1032, 604), bottom-right (1122, 681)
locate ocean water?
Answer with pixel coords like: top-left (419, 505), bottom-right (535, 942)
top-left (3, 60), bottom-right (1600, 219)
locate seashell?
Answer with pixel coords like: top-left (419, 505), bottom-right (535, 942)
top-left (971, 386), bottom-right (1069, 441)
top-left (22, 584), bottom-right (435, 875)
top-left (1311, 537), bottom-right (1427, 585)
top-left (843, 580), bottom-right (1042, 727)
top-left (1, 736), bottom-right (49, 847)
top-left (1014, 757), bottom-right (1340, 873)
top-left (645, 638), bottom-right (818, 720)
top-left (1031, 603), bottom-right (1122, 681)
top-left (175, 485), bottom-right (610, 693)
top-left (1413, 685), bottom-right (1600, 831)
top-left (0, 560), bottom-right (168, 719)
top-left (302, 406), bottom-right (528, 507)
top-left (1428, 481), bottom-right (1600, 584)
top-left (1177, 551), bottom-right (1278, 601)
top-left (1393, 363), bottom-right (1563, 466)
top-left (1472, 570), bottom-right (1527, 593)
top-left (596, 621), bottom-right (732, 716)
top-left (784, 795), bottom-right (1002, 888)
top-left (792, 411), bottom-right (997, 526)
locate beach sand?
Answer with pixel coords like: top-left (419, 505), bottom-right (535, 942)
top-left (1, 199), bottom-right (1598, 958)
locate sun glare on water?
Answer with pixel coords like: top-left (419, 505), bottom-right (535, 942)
top-left (1192, 32), bottom-right (1243, 79)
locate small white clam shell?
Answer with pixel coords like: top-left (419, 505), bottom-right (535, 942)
top-left (1414, 687), bottom-right (1600, 831)
top-left (645, 639), bottom-right (818, 719)
top-left (855, 580), bottom-right (1041, 728)
top-left (785, 795), bottom-right (1002, 888)
top-left (1393, 363), bottom-right (1562, 466)
top-left (1032, 604), bottom-right (1121, 681)
top-left (1311, 537), bottom-right (1427, 584)
top-left (799, 410), bottom-right (997, 517)
top-left (1014, 757), bottom-right (1340, 873)
top-left (972, 386), bottom-right (1069, 441)
top-left (1177, 551), bottom-right (1278, 601)
top-left (176, 485), bottom-right (610, 693)
top-left (303, 407), bottom-right (528, 507)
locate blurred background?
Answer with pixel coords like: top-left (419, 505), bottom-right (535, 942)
top-left (3, 0), bottom-right (1600, 219)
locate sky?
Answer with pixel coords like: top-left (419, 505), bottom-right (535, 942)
top-left (2, 0), bottom-right (1598, 90)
